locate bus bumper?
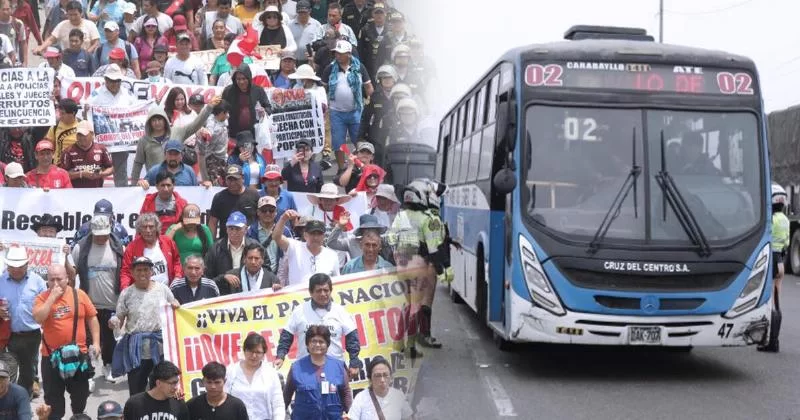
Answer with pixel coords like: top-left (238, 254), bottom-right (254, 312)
top-left (508, 293), bottom-right (771, 347)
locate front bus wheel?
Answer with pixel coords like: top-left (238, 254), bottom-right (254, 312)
top-left (790, 230), bottom-right (800, 274)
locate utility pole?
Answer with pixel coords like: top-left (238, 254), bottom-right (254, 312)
top-left (659, 0), bottom-right (664, 42)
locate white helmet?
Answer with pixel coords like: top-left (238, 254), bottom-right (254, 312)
top-left (391, 44), bottom-right (412, 61)
top-left (417, 178), bottom-right (446, 209)
top-left (772, 183), bottom-right (788, 205)
top-left (403, 180), bottom-right (428, 206)
top-left (389, 83), bottom-right (412, 100)
top-left (376, 64), bottom-right (398, 81)
top-left (395, 97), bottom-right (419, 115)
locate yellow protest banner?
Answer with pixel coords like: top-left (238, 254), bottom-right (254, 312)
top-left (160, 268), bottom-right (426, 399)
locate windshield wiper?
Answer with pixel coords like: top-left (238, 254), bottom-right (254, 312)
top-left (654, 131), bottom-right (712, 257)
top-left (588, 128), bottom-right (641, 254)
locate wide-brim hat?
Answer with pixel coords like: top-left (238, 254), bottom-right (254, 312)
top-left (308, 183), bottom-right (351, 206)
top-left (354, 214), bottom-right (387, 237)
top-left (31, 213), bottom-right (63, 232)
top-left (374, 184), bottom-right (400, 204)
top-left (4, 246), bottom-right (28, 268)
top-left (288, 64), bottom-right (320, 81)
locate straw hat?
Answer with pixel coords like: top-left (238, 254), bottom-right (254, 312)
top-left (307, 183), bottom-right (351, 206)
top-left (288, 64), bottom-right (321, 82)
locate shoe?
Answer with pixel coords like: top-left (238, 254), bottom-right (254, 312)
top-left (104, 364), bottom-right (118, 383)
top-left (31, 381), bottom-right (40, 399)
top-left (88, 378), bottom-right (95, 393)
top-left (409, 346), bottom-right (423, 359)
top-left (418, 335), bottom-right (443, 349)
top-left (319, 158), bottom-right (333, 171)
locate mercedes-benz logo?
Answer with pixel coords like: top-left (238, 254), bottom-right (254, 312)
top-left (641, 295), bottom-right (659, 314)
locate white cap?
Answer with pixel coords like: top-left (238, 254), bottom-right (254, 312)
top-left (4, 162), bottom-right (24, 178)
top-left (103, 63), bottom-right (124, 81)
top-left (91, 215), bottom-right (112, 235)
top-left (332, 40), bottom-right (352, 54)
top-left (103, 21), bottom-right (120, 32)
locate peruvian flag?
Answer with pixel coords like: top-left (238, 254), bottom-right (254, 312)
top-left (227, 25), bottom-right (261, 68)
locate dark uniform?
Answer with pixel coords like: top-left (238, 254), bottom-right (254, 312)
top-left (358, 89), bottom-right (393, 159)
top-left (357, 23), bottom-right (394, 79)
top-left (342, 2), bottom-right (372, 35)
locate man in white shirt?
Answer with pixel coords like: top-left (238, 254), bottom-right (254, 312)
top-left (273, 210), bottom-right (340, 286)
top-left (86, 63), bottom-right (139, 187)
top-left (201, 0), bottom-right (243, 41)
top-left (129, 0), bottom-right (173, 40)
top-left (273, 273), bottom-right (362, 378)
top-left (35, 0), bottom-right (100, 53)
top-left (288, 0), bottom-right (321, 63)
top-left (39, 46), bottom-right (75, 78)
top-left (164, 33), bottom-right (208, 85)
top-left (316, 2), bottom-right (357, 46)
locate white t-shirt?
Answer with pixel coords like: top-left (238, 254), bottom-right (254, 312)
top-left (224, 361), bottom-right (286, 420)
top-left (285, 238), bottom-right (340, 286)
top-left (52, 19), bottom-right (101, 50)
top-left (286, 300), bottom-right (356, 361)
top-left (0, 34), bottom-right (14, 59)
top-left (144, 245), bottom-right (169, 285)
top-left (348, 387), bottom-right (414, 420)
top-left (38, 62), bottom-right (76, 79)
top-left (164, 55), bottom-right (209, 86)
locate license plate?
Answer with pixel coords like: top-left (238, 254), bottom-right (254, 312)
top-left (628, 326), bottom-right (662, 345)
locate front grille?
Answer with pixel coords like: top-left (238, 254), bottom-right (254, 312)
top-left (594, 296), bottom-right (706, 311)
top-left (594, 296), bottom-right (640, 310)
top-left (561, 268), bottom-right (737, 292)
top-left (660, 298), bottom-right (705, 310)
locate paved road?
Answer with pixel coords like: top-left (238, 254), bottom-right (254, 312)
top-left (413, 275), bottom-right (800, 420)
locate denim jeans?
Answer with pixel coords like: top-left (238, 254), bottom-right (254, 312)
top-left (329, 109), bottom-right (362, 151)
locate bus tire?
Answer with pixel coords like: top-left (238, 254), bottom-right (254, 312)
top-left (476, 245), bottom-right (488, 324)
top-left (493, 331), bottom-right (515, 352)
top-left (790, 230), bottom-right (800, 275)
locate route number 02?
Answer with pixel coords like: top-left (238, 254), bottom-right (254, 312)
top-left (716, 72), bottom-right (754, 95)
top-left (563, 117), bottom-right (599, 141)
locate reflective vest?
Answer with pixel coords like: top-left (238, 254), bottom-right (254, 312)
top-left (772, 212), bottom-right (790, 252)
top-left (290, 356), bottom-right (346, 420)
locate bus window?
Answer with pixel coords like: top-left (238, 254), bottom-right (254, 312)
top-left (475, 85), bottom-right (486, 130)
top-left (487, 74), bottom-right (500, 124)
top-left (447, 137), bottom-right (459, 184)
top-left (459, 137), bottom-right (471, 183)
top-left (465, 98), bottom-right (473, 136)
top-left (456, 107), bottom-right (464, 141)
top-left (469, 130), bottom-right (482, 182)
top-left (478, 124), bottom-right (495, 180)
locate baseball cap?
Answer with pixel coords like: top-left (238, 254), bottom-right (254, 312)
top-left (103, 21), bottom-right (120, 32)
top-left (94, 199), bottom-right (114, 215)
top-left (189, 93), bottom-right (205, 105)
top-left (35, 140), bottom-right (54, 152)
top-left (226, 211), bottom-right (247, 227)
top-left (164, 139), bottom-right (184, 153)
top-left (0, 361), bottom-right (10, 378)
top-left (356, 141), bottom-right (375, 154)
top-left (258, 195), bottom-right (277, 209)
top-left (122, 1), bottom-right (136, 14)
top-left (43, 45), bottom-right (62, 58)
top-left (373, 2), bottom-right (386, 11)
top-left (4, 162), bottom-right (24, 179)
top-left (183, 206), bottom-right (202, 225)
top-left (97, 400), bottom-right (123, 419)
top-left (104, 63), bottom-right (124, 81)
top-left (332, 40), bottom-right (352, 54)
top-left (131, 256), bottom-right (155, 267)
top-left (295, 138), bottom-right (312, 149)
top-left (226, 165), bottom-right (243, 179)
top-left (296, 0), bottom-right (311, 11)
top-left (177, 32), bottom-right (191, 42)
top-left (261, 164), bottom-right (282, 181)
top-left (173, 15), bottom-right (188, 32)
top-left (76, 120), bottom-right (94, 136)
top-left (305, 219), bottom-right (326, 234)
top-left (153, 44), bottom-right (168, 54)
top-left (91, 215), bottom-right (112, 235)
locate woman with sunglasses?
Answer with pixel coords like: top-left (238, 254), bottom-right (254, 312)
top-left (225, 334), bottom-right (286, 420)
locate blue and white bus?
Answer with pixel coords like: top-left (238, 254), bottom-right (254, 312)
top-left (437, 26), bottom-right (771, 349)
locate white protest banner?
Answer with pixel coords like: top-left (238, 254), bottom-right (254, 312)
top-left (0, 186), bottom-right (222, 240)
top-left (0, 235), bottom-right (65, 279)
top-left (263, 88), bottom-right (325, 159)
top-left (61, 77), bottom-right (223, 109)
top-left (0, 67), bottom-right (56, 127)
top-left (168, 49), bottom-right (225, 74)
top-left (253, 45), bottom-right (281, 70)
top-left (293, 191), bottom-right (369, 228)
top-left (86, 101), bottom-right (152, 152)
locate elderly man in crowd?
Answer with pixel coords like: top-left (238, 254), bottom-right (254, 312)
top-left (221, 243), bottom-right (279, 294)
top-left (0, 246), bottom-right (47, 397)
top-left (170, 255), bottom-right (220, 304)
top-left (120, 213), bottom-right (183, 289)
top-left (73, 199), bottom-right (132, 245)
top-left (340, 214), bottom-right (394, 274)
top-left (33, 264), bottom-right (100, 420)
top-left (273, 210), bottom-right (340, 286)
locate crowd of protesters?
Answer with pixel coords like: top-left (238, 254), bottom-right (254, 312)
top-left (0, 0), bottom-right (447, 418)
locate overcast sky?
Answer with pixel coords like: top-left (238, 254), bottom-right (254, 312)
top-left (402, 0), bottom-right (798, 117)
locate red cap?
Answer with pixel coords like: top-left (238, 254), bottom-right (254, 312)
top-left (108, 48), bottom-right (126, 60)
top-left (173, 15), bottom-right (188, 32)
top-left (35, 140), bottom-right (54, 152)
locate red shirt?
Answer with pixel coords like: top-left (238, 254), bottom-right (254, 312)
top-left (59, 142), bottom-right (113, 188)
top-left (25, 165), bottom-right (73, 189)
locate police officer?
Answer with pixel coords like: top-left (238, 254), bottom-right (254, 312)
top-left (342, 0), bottom-right (372, 35)
top-left (759, 184), bottom-right (790, 352)
top-left (358, 64), bottom-right (397, 161)
top-left (357, 2), bottom-right (393, 79)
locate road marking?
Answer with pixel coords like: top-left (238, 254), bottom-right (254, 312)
top-left (469, 331), bottom-right (518, 417)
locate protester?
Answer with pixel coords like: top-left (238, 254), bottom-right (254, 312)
top-left (350, 164), bottom-right (385, 201)
top-left (139, 140), bottom-right (200, 188)
top-left (321, 40), bottom-right (373, 168)
top-left (0, 246), bottom-right (46, 397)
top-left (140, 171), bottom-right (189, 234)
top-left (158, 15), bottom-right (200, 53)
top-left (0, 28), bottom-right (16, 66)
top-left (92, 47), bottom-right (136, 77)
top-left (260, 163), bottom-right (297, 220)
top-left (35, 1), bottom-right (100, 53)
top-left (335, 141), bottom-right (376, 192)
top-left (220, 242), bottom-right (279, 293)
top-left (257, 5), bottom-right (297, 54)
top-left (43, 98), bottom-right (79, 166)
top-left (131, 0), bottom-right (174, 37)
top-left (164, 32), bottom-right (207, 85)
top-left (33, 264), bottom-right (99, 420)
top-left (347, 356), bottom-right (414, 420)
top-left (289, 63), bottom-right (327, 106)
top-left (8, 0), bottom-right (39, 66)
top-left (203, 18), bottom-right (228, 50)
top-left (95, 400), bottom-right (123, 420)
top-left (26, 140), bottom-right (73, 189)
top-left (169, 255), bottom-right (220, 304)
top-left (201, 0), bottom-right (243, 41)
top-left (320, 2), bottom-right (357, 46)
top-left (273, 210), bottom-right (340, 285)
top-left (208, 165), bottom-right (260, 239)
top-left (144, 60), bottom-right (166, 83)
top-left (111, 257), bottom-right (180, 395)
top-left (187, 362), bottom-right (248, 419)
top-left (73, 198), bottom-right (132, 246)
top-left (0, 360), bottom-right (30, 420)
top-left (204, 212), bottom-right (259, 294)
top-left (247, 195), bottom-right (293, 274)
top-left (272, 54), bottom-right (297, 88)
top-left (86, 63), bottom-right (138, 187)
top-left (122, 360), bottom-right (188, 418)
top-left (305, 182), bottom-right (353, 236)
top-left (232, 0), bottom-right (259, 26)
top-left (87, 0), bottom-right (125, 43)
top-left (221, 63), bottom-right (270, 137)
top-left (198, 99), bottom-right (230, 185)
top-left (120, 2), bottom-right (137, 40)
top-left (41, 0), bottom-right (69, 40)
top-left (59, 120), bottom-right (114, 188)
top-left (132, 16), bottom-right (161, 74)
top-left (289, 1), bottom-right (322, 64)
top-left (281, 138), bottom-right (324, 193)
top-left (3, 162), bottom-right (28, 187)
top-left (188, 93), bottom-right (205, 115)
top-left (40, 45), bottom-right (76, 77)
top-left (120, 213), bottom-right (184, 288)
top-left (209, 33), bottom-right (240, 86)
top-left (370, 183), bottom-right (400, 228)
top-left (227, 131), bottom-right (267, 190)
top-left (61, 29), bottom-right (96, 77)
top-left (283, 325), bottom-right (353, 418)
top-left (69, 215), bottom-right (124, 384)
top-left (95, 21), bottom-right (140, 78)
top-left (195, 0), bottom-right (219, 40)
top-left (0, 128), bottom-right (36, 172)
top-left (165, 204), bottom-right (215, 265)
top-left (338, 215), bottom-right (393, 272)
top-left (225, 334), bottom-right (285, 420)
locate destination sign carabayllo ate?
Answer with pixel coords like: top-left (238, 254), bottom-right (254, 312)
top-left (524, 61), bottom-right (756, 96)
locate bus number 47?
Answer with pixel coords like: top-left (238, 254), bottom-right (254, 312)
top-left (717, 323), bottom-right (734, 339)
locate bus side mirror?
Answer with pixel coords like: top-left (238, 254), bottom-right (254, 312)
top-left (493, 167), bottom-right (517, 195)
top-left (496, 90), bottom-right (516, 151)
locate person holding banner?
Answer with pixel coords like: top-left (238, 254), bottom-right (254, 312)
top-left (119, 213), bottom-right (184, 289)
top-left (224, 334), bottom-right (285, 420)
top-left (221, 242), bottom-right (279, 293)
top-left (25, 140), bottom-right (73, 190)
top-left (73, 198), bottom-right (132, 246)
top-left (169, 255), bottom-right (220, 304)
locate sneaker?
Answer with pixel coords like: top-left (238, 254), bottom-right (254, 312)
top-left (31, 381), bottom-right (40, 399)
top-left (103, 364), bottom-right (116, 383)
top-left (88, 378), bottom-right (96, 393)
top-left (319, 157), bottom-right (333, 171)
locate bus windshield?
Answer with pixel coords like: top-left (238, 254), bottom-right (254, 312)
top-left (522, 105), bottom-right (762, 245)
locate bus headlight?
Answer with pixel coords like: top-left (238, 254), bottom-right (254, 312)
top-left (520, 235), bottom-right (566, 316)
top-left (724, 244), bottom-right (770, 319)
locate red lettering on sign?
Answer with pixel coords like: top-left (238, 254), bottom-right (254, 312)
top-left (734, 73), bottom-right (753, 95)
top-left (368, 309), bottom-right (387, 345)
top-left (675, 75), bottom-right (703, 93)
top-left (386, 307), bottom-right (404, 341)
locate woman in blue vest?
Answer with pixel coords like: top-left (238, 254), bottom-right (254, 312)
top-left (283, 325), bottom-right (352, 419)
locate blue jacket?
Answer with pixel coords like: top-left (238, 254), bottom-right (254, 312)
top-left (111, 331), bottom-right (163, 377)
top-left (228, 153), bottom-right (267, 191)
top-left (145, 162), bottom-right (198, 186)
top-left (259, 188), bottom-right (297, 221)
top-left (289, 355), bottom-right (347, 420)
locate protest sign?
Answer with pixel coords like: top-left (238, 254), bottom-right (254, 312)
top-left (0, 67), bottom-right (56, 127)
top-left (264, 88), bottom-right (325, 159)
top-left (253, 45), bottom-right (281, 70)
top-left (0, 234), bottom-right (65, 279)
top-left (160, 269), bottom-right (424, 399)
top-left (61, 77), bottom-right (223, 108)
top-left (0, 187), bottom-right (368, 240)
top-left (168, 49), bottom-right (225, 74)
top-left (86, 101), bottom-right (152, 152)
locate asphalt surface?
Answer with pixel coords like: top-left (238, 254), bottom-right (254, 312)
top-left (411, 275), bottom-right (800, 420)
